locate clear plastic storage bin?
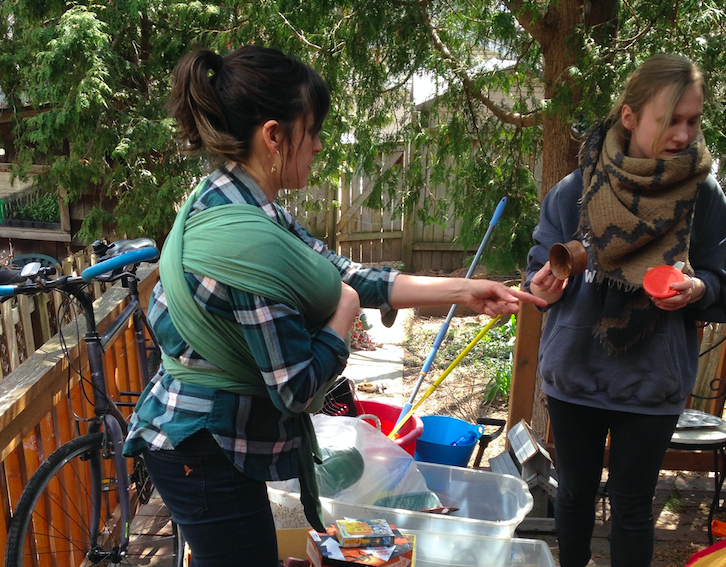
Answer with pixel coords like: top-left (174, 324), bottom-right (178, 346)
top-left (269, 461), bottom-right (533, 539)
top-left (404, 530), bottom-right (556, 567)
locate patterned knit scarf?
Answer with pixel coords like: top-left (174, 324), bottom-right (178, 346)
top-left (578, 119), bottom-right (711, 353)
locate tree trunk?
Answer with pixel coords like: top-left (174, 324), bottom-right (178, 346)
top-left (540, 112), bottom-right (578, 198)
top-left (535, 0), bottom-right (619, 199)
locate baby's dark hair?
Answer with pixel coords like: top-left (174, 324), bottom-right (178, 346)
top-left (168, 45), bottom-right (330, 162)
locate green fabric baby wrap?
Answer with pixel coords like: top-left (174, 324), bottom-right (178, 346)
top-left (158, 183), bottom-right (343, 531)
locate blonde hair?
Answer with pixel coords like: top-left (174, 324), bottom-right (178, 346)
top-left (605, 54), bottom-right (705, 156)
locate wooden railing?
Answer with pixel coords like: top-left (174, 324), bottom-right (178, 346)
top-left (0, 265), bottom-right (158, 566)
top-left (0, 249), bottom-right (116, 379)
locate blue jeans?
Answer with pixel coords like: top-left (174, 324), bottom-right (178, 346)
top-left (142, 429), bottom-right (279, 567)
top-left (547, 396), bottom-right (679, 567)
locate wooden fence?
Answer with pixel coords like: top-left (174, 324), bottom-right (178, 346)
top-left (279, 151), bottom-right (474, 273)
top-left (0, 260), bottom-right (157, 566)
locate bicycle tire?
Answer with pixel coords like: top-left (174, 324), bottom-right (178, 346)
top-left (5, 433), bottom-right (176, 566)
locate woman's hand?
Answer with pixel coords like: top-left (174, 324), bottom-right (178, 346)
top-left (326, 282), bottom-right (360, 338)
top-left (464, 279), bottom-right (548, 317)
top-left (650, 275), bottom-right (705, 311)
top-left (529, 261), bottom-right (568, 305)
top-left (388, 273), bottom-right (547, 316)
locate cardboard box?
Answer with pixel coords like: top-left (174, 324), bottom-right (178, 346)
top-left (335, 519), bottom-right (395, 548)
top-left (277, 528), bottom-right (311, 562)
top-left (307, 526), bottom-right (413, 567)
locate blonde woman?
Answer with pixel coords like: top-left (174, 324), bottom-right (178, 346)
top-left (527, 53), bottom-right (726, 567)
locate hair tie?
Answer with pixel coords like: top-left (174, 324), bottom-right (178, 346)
top-left (210, 53), bottom-right (223, 75)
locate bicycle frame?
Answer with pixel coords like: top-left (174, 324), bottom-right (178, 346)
top-left (72, 273), bottom-right (158, 557)
top-left (1, 240), bottom-right (161, 565)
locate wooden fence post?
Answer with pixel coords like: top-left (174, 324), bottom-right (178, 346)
top-left (1, 301), bottom-right (19, 373)
top-left (326, 182), bottom-right (338, 252)
top-left (17, 295), bottom-right (34, 360)
top-left (508, 300), bottom-right (543, 437)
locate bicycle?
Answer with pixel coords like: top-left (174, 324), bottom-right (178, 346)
top-left (2, 238), bottom-right (184, 567)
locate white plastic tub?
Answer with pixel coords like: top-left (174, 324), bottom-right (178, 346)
top-left (405, 530), bottom-right (556, 567)
top-left (269, 462), bottom-right (533, 539)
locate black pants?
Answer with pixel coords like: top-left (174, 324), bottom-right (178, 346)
top-left (143, 429), bottom-right (279, 567)
top-left (547, 396), bottom-right (679, 567)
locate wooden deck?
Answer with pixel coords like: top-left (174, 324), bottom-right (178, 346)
top-left (126, 493), bottom-right (175, 566)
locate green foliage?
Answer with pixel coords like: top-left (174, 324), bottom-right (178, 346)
top-left (0, 1), bottom-right (203, 242)
top-left (3, 191), bottom-right (60, 223)
top-left (20, 192), bottom-right (60, 223)
top-left (0, 0), bottom-right (723, 255)
top-left (407, 314), bottom-right (518, 404)
top-left (664, 487), bottom-right (683, 513)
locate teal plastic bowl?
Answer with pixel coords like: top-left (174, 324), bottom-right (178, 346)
top-left (415, 415), bottom-right (484, 467)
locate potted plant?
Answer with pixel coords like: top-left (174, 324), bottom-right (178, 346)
top-left (1, 191), bottom-right (60, 229)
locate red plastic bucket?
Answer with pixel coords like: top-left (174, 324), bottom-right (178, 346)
top-left (354, 399), bottom-right (423, 457)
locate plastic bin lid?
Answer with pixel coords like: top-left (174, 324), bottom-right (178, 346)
top-left (643, 265), bottom-right (685, 299)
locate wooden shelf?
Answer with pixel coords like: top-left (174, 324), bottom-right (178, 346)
top-left (0, 225), bottom-right (71, 242)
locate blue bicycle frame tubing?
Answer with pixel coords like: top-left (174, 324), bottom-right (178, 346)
top-left (394, 197), bottom-right (508, 428)
top-left (83, 424), bottom-right (104, 549)
top-left (85, 333), bottom-right (133, 554)
top-left (0, 285), bottom-right (16, 297)
top-left (85, 332), bottom-right (128, 429)
top-left (105, 414), bottom-right (132, 551)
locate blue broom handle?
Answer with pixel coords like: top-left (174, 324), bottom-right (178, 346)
top-left (394, 197), bottom-right (507, 428)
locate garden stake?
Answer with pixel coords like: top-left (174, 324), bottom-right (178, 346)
top-left (388, 315), bottom-right (502, 440)
top-left (393, 197), bottom-right (508, 429)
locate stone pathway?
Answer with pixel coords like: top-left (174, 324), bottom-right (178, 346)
top-left (341, 307), bottom-right (412, 404)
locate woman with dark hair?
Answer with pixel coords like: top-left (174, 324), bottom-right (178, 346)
top-left (526, 53), bottom-right (726, 567)
top-left (124, 45), bottom-right (546, 566)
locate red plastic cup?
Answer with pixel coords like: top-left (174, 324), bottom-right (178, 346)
top-left (643, 265), bottom-right (685, 299)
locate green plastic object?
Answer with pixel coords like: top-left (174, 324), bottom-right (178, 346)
top-left (315, 446), bottom-right (365, 498)
top-left (373, 491), bottom-right (442, 512)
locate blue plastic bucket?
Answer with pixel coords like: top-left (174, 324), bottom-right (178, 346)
top-left (414, 415), bottom-right (485, 467)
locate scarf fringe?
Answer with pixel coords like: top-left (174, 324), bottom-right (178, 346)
top-left (592, 314), bottom-right (661, 356)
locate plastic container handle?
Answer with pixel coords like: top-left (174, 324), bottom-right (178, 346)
top-left (81, 248), bottom-right (159, 282)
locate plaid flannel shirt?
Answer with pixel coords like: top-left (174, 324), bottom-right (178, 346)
top-left (123, 163), bottom-right (397, 482)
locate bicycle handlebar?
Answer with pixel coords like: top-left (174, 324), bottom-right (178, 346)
top-left (0, 241), bottom-right (159, 297)
top-left (81, 247), bottom-right (159, 282)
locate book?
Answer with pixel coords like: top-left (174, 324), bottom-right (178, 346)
top-left (307, 526), bottom-right (414, 567)
top-left (334, 519), bottom-right (396, 548)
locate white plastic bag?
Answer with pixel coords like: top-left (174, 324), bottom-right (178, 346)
top-left (270, 414), bottom-right (436, 507)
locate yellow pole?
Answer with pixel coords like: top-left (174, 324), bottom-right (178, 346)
top-left (388, 315), bottom-right (501, 440)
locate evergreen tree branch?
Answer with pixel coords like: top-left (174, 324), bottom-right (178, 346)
top-left (417, 0), bottom-right (542, 127)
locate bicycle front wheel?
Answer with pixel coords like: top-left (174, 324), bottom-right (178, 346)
top-left (5, 432), bottom-right (130, 566)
